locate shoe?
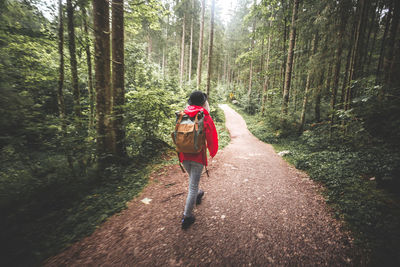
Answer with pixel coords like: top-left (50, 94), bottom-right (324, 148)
top-left (196, 190), bottom-right (204, 205)
top-left (181, 216), bottom-right (195, 229)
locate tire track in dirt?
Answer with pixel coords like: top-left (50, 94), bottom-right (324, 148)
top-left (45, 104), bottom-right (355, 266)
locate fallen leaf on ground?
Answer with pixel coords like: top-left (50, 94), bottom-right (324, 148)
top-left (141, 198), bottom-right (152, 204)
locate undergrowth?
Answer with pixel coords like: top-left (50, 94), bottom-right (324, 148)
top-left (232, 104), bottom-right (400, 266)
top-left (0, 154), bottom-right (164, 266)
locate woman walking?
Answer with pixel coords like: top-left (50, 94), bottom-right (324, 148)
top-left (179, 91), bottom-right (218, 229)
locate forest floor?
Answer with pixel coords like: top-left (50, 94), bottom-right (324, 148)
top-left (45, 104), bottom-right (359, 266)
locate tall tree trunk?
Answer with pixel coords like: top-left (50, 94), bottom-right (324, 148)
top-left (197, 0), bottom-right (205, 89)
top-left (281, 0), bottom-right (299, 116)
top-left (261, 23), bottom-right (272, 115)
top-left (330, 7), bottom-right (348, 133)
top-left (376, 3), bottom-right (393, 84)
top-left (162, 47), bottom-right (165, 76)
top-left (163, 13), bottom-right (169, 77)
top-left (351, 0), bottom-right (368, 82)
top-left (58, 0), bottom-right (75, 171)
top-left (344, 7), bottom-right (361, 111)
top-left (112, 0), bottom-right (125, 157)
top-left (247, 0), bottom-right (257, 105)
top-left (340, 43), bottom-right (352, 109)
top-left (270, 61), bottom-right (279, 105)
top-left (179, 13), bottom-right (186, 87)
top-left (281, 0), bottom-right (288, 94)
top-left (362, 2), bottom-right (376, 72)
top-left (299, 32), bottom-right (318, 132)
top-left (82, 7), bottom-right (94, 129)
top-left (223, 53), bottom-right (227, 84)
top-left (383, 0), bottom-right (400, 87)
top-left (58, 0), bottom-right (65, 124)
top-left (67, 0), bottom-right (81, 118)
top-left (260, 36), bottom-right (265, 73)
top-left (315, 71), bottom-right (325, 123)
top-left (147, 34), bottom-right (152, 61)
top-left (206, 0), bottom-right (215, 97)
top-left (341, 12), bottom-right (358, 110)
top-left (360, 0), bottom-right (373, 70)
top-left (367, 5), bottom-right (382, 72)
top-left (93, 0), bottom-right (112, 165)
top-left (188, 1), bottom-right (194, 82)
top-left (292, 39), bottom-right (299, 113)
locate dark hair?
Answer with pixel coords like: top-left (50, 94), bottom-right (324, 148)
top-left (188, 91), bottom-right (207, 106)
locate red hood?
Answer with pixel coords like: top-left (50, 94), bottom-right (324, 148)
top-left (184, 105), bottom-right (209, 117)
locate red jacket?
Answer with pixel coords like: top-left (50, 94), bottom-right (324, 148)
top-left (178, 105), bottom-right (218, 166)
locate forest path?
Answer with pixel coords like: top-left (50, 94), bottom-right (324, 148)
top-left (46, 104), bottom-right (354, 266)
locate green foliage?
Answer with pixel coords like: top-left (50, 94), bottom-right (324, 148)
top-left (212, 106), bottom-right (230, 150)
top-left (125, 86), bottom-right (177, 157)
top-left (126, 0), bottom-right (165, 34)
top-left (351, 84), bottom-right (400, 146)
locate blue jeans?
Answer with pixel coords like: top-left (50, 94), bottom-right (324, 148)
top-left (182, 160), bottom-right (204, 217)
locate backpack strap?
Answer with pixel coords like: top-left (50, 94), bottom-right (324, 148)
top-left (194, 112), bottom-right (199, 131)
top-left (174, 111), bottom-right (185, 133)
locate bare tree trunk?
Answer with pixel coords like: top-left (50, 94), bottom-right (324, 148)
top-left (163, 13), bottom-right (169, 77)
top-left (58, 0), bottom-right (65, 124)
top-left (261, 22), bottom-right (272, 115)
top-left (315, 72), bottom-right (324, 123)
top-left (58, 0), bottom-right (75, 172)
top-left (93, 0), bottom-right (112, 165)
top-left (367, 5), bottom-right (382, 72)
top-left (188, 2), bottom-right (194, 82)
top-left (344, 7), bottom-right (360, 111)
top-left (281, 0), bottom-right (288, 95)
top-left (162, 47), bottom-right (165, 77)
top-left (112, 0), bottom-right (125, 157)
top-left (270, 62), bottom-right (279, 105)
top-left (147, 34), bottom-right (152, 61)
top-left (281, 0), bottom-right (299, 116)
top-left (376, 3), bottom-right (393, 84)
top-left (341, 13), bottom-right (357, 110)
top-left (383, 0), bottom-right (400, 87)
top-left (299, 32), bottom-right (318, 132)
top-left (362, 2), bottom-right (376, 73)
top-left (340, 45), bottom-right (351, 108)
top-left (260, 36), bottom-right (265, 73)
top-left (292, 39), bottom-right (299, 113)
top-left (247, 0), bottom-right (257, 105)
top-left (206, 0), bottom-right (215, 97)
top-left (67, 0), bottom-right (81, 118)
top-left (180, 13), bottom-right (186, 87)
top-left (197, 0), bottom-right (205, 89)
top-left (330, 7), bottom-right (348, 133)
top-left (82, 7), bottom-right (94, 129)
top-left (360, 0), bottom-right (373, 70)
top-left (223, 54), bottom-right (226, 84)
top-left (350, 0), bottom-right (368, 84)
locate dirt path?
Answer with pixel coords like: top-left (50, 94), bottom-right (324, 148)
top-left (46, 104), bottom-right (354, 266)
